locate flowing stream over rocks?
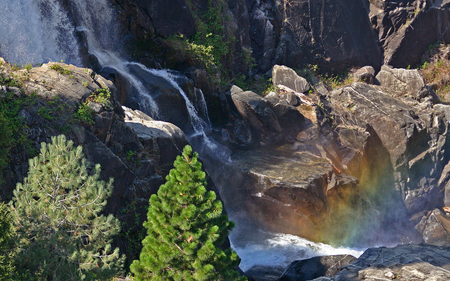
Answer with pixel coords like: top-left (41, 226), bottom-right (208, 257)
top-left (0, 0), bottom-right (387, 273)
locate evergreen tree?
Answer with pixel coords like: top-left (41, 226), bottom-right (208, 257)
top-left (9, 135), bottom-right (124, 280)
top-left (130, 145), bottom-right (246, 281)
top-left (0, 202), bottom-right (14, 280)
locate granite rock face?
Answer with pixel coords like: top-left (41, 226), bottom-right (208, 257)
top-left (311, 244), bottom-right (450, 281)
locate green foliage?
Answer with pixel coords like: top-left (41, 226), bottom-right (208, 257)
top-left (130, 145), bottom-right (245, 281)
top-left (0, 75), bottom-right (23, 88)
top-left (75, 103), bottom-right (94, 125)
top-left (126, 150), bottom-right (137, 162)
top-left (74, 87), bottom-right (112, 125)
top-left (0, 90), bottom-right (38, 177)
top-left (0, 113), bottom-right (13, 183)
top-left (9, 135), bottom-right (124, 280)
top-left (0, 202), bottom-right (14, 280)
top-left (50, 63), bottom-right (72, 75)
top-left (37, 106), bottom-right (56, 121)
top-left (88, 87), bottom-right (112, 106)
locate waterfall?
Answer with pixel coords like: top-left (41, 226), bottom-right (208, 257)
top-left (127, 62), bottom-right (211, 136)
top-left (0, 0), bottom-right (363, 273)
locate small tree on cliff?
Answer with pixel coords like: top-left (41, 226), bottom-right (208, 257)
top-left (10, 135), bottom-right (124, 280)
top-left (130, 145), bottom-right (246, 281)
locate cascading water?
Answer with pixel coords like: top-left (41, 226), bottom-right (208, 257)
top-left (0, 0), bottom-right (80, 65)
top-left (0, 0), bottom-right (366, 273)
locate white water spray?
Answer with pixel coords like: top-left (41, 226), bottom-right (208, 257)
top-left (233, 232), bottom-right (364, 272)
top-left (0, 0), bottom-right (79, 65)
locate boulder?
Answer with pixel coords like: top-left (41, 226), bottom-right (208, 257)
top-left (122, 106), bottom-right (189, 168)
top-left (272, 65), bottom-right (311, 93)
top-left (25, 62), bottom-right (115, 105)
top-left (330, 82), bottom-right (426, 169)
top-left (230, 85), bottom-right (282, 134)
top-left (312, 244), bottom-right (450, 280)
top-left (351, 66), bottom-right (375, 84)
top-left (245, 266), bottom-right (285, 281)
top-left (80, 129), bottom-right (136, 215)
top-left (228, 145), bottom-right (361, 242)
top-left (279, 255), bottom-right (357, 281)
top-left (416, 209), bottom-right (450, 246)
top-left (376, 65), bottom-right (439, 104)
top-left (229, 85), bottom-right (305, 146)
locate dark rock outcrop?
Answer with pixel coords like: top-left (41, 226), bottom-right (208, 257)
top-left (229, 85), bottom-right (305, 146)
top-left (371, 0), bottom-right (450, 68)
top-left (279, 255), bottom-right (357, 281)
top-left (248, 0), bottom-right (382, 74)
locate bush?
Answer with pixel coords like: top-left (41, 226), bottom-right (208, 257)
top-left (10, 135), bottom-right (124, 280)
top-left (130, 145), bottom-right (245, 281)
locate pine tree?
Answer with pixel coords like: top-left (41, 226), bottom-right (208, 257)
top-left (9, 135), bottom-right (124, 280)
top-left (130, 145), bottom-right (246, 281)
top-left (0, 202), bottom-right (14, 280)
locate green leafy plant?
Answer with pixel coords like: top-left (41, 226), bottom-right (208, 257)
top-left (75, 103), bottom-right (94, 125)
top-left (74, 87), bottom-right (112, 125)
top-left (130, 145), bottom-right (246, 281)
top-left (126, 150), bottom-right (137, 162)
top-left (37, 107), bottom-right (55, 121)
top-left (49, 63), bottom-right (72, 75)
top-left (9, 135), bottom-right (125, 280)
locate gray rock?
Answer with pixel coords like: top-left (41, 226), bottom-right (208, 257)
top-left (352, 66), bottom-right (375, 84)
top-left (416, 209), bottom-right (450, 246)
top-left (312, 244), bottom-right (450, 281)
top-left (230, 85), bottom-right (282, 135)
top-left (122, 106), bottom-right (189, 168)
top-left (272, 65), bottom-right (311, 93)
top-left (376, 67), bottom-right (439, 103)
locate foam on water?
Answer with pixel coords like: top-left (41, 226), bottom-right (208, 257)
top-left (233, 231), bottom-right (364, 272)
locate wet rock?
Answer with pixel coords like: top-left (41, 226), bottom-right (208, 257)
top-left (245, 266), bottom-right (285, 281)
top-left (229, 146), bottom-right (359, 240)
top-left (279, 255), bottom-right (357, 281)
top-left (126, 64), bottom-right (198, 133)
